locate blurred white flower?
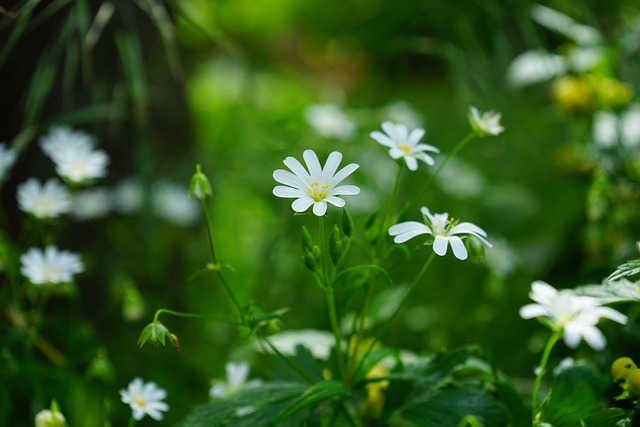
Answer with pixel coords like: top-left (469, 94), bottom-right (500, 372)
top-left (40, 126), bottom-right (109, 183)
top-left (388, 207), bottom-right (492, 261)
top-left (71, 188), bottom-right (112, 220)
top-left (519, 280), bottom-right (627, 350)
top-left (370, 122), bottom-right (439, 171)
top-left (17, 178), bottom-right (71, 219)
top-left (506, 51), bottom-right (567, 87)
top-left (273, 149), bottom-right (360, 216)
top-left (259, 329), bottom-right (336, 360)
top-left (436, 158), bottom-right (486, 198)
top-left (20, 246), bottom-right (83, 285)
top-left (34, 409), bottom-right (66, 427)
top-left (112, 178), bottom-right (143, 214)
top-left (468, 106), bottom-right (504, 137)
top-left (210, 361), bottom-right (261, 399)
top-left (304, 104), bottom-right (356, 141)
top-left (531, 4), bottom-right (602, 45)
top-left (383, 100), bottom-right (423, 129)
top-left (153, 182), bottom-right (200, 226)
top-left (593, 105), bottom-right (640, 150)
top-left (0, 142), bottom-right (17, 181)
top-left (120, 377), bottom-right (169, 421)
top-left (484, 237), bottom-right (519, 279)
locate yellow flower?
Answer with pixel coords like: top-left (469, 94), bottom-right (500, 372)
top-left (552, 75), bottom-right (593, 112)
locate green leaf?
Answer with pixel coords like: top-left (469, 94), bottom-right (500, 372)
top-left (270, 380), bottom-right (350, 425)
top-left (580, 408), bottom-right (632, 427)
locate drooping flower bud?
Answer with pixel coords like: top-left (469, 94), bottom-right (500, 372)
top-left (189, 164), bottom-right (213, 200)
top-left (138, 321), bottom-right (172, 348)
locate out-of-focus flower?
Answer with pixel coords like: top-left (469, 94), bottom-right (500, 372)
top-left (435, 158), bottom-right (486, 198)
top-left (507, 51), bottom-right (567, 87)
top-left (40, 126), bottom-right (108, 184)
top-left (273, 149), bottom-right (360, 216)
top-left (360, 363), bottom-right (389, 417)
top-left (153, 182), bottom-right (200, 226)
top-left (71, 188), bottom-right (112, 220)
top-left (383, 100), bottom-right (423, 129)
top-left (304, 104), bottom-right (356, 141)
top-left (20, 246), bottom-right (83, 285)
top-left (468, 106), bottom-right (504, 137)
top-left (551, 75), bottom-right (593, 111)
top-left (531, 4), bottom-right (602, 46)
top-left (519, 280), bottom-right (627, 350)
top-left (0, 142), bottom-right (17, 181)
top-left (388, 207), bottom-right (492, 261)
top-left (17, 178), bottom-right (71, 219)
top-left (370, 122), bottom-right (439, 171)
top-left (112, 178), bottom-right (143, 214)
top-left (209, 361), bottom-right (261, 399)
top-left (257, 329), bottom-right (336, 360)
top-left (34, 409), bottom-right (66, 427)
top-left (593, 105), bottom-right (640, 150)
top-left (120, 378), bottom-right (169, 421)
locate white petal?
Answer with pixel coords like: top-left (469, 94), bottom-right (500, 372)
top-left (432, 235), bottom-right (448, 256)
top-left (388, 148), bottom-right (404, 159)
top-left (407, 128), bottom-right (425, 146)
top-left (388, 221), bottom-right (430, 236)
top-left (563, 325), bottom-right (582, 348)
top-left (303, 150), bottom-right (322, 180)
top-left (322, 152), bottom-right (343, 179)
top-left (312, 201), bottom-right (327, 216)
top-left (283, 156), bottom-right (311, 183)
top-left (404, 156), bottom-right (418, 171)
top-left (449, 222), bottom-right (488, 238)
top-left (448, 236), bottom-right (468, 260)
top-left (519, 304), bottom-right (547, 319)
top-left (273, 186), bottom-right (304, 198)
top-left (596, 306), bottom-right (628, 324)
top-left (292, 197), bottom-right (314, 212)
top-left (579, 325), bottom-right (606, 351)
top-left (331, 184), bottom-right (360, 196)
top-left (325, 197), bottom-right (345, 208)
top-left (415, 143), bottom-right (439, 153)
top-left (273, 169), bottom-right (306, 189)
top-left (370, 131), bottom-right (396, 148)
top-left (330, 163), bottom-right (359, 185)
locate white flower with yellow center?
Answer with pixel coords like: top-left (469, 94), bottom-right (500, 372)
top-left (120, 377), bottom-right (169, 421)
top-left (468, 106), bottom-right (504, 137)
top-left (20, 246), bottom-right (84, 285)
top-left (17, 178), bottom-right (71, 219)
top-left (388, 207), bottom-right (492, 260)
top-left (519, 281), bottom-right (627, 350)
top-left (370, 122), bottom-right (439, 171)
top-left (273, 149), bottom-right (360, 216)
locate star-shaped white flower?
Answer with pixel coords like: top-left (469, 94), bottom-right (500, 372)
top-left (20, 246), bottom-right (84, 285)
top-left (120, 377), bottom-right (169, 421)
top-left (273, 149), bottom-right (360, 216)
top-left (209, 361), bottom-right (261, 399)
top-left (468, 106), bottom-right (504, 137)
top-left (17, 178), bottom-right (71, 219)
top-left (519, 281), bottom-right (627, 350)
top-left (40, 126), bottom-right (109, 183)
top-left (0, 142), bottom-right (17, 181)
top-left (388, 207), bottom-right (492, 260)
top-left (370, 122), bottom-right (439, 171)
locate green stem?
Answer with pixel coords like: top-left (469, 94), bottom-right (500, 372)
top-left (410, 132), bottom-right (476, 208)
top-left (262, 337), bottom-right (316, 383)
top-left (531, 330), bottom-right (562, 425)
top-left (374, 164), bottom-right (403, 257)
top-left (152, 308), bottom-right (236, 324)
top-left (200, 199), bottom-right (244, 322)
top-left (128, 415), bottom-right (136, 427)
top-left (319, 216), bottom-right (345, 381)
top-left (354, 252), bottom-right (437, 380)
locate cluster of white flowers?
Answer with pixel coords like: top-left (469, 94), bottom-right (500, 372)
top-left (519, 281), bottom-right (627, 350)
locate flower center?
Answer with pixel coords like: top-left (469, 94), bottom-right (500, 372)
top-left (134, 398), bottom-right (147, 408)
top-left (399, 145), bottom-right (411, 154)
top-left (308, 182), bottom-right (329, 202)
top-left (42, 265), bottom-right (61, 283)
top-left (34, 196), bottom-right (53, 216)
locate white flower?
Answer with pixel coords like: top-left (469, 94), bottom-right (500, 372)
top-left (35, 409), bottom-right (66, 427)
top-left (112, 178), bottom-right (143, 214)
top-left (593, 106), bottom-right (640, 150)
top-left (17, 178), bottom-right (71, 219)
top-left (153, 182), bottom-right (200, 226)
top-left (370, 122), bottom-right (439, 171)
top-left (519, 281), bottom-right (628, 350)
top-left (40, 126), bottom-right (108, 183)
top-left (468, 106), bottom-right (504, 137)
top-left (506, 50), bottom-right (567, 87)
top-left (0, 143), bottom-right (17, 181)
top-left (209, 361), bottom-right (261, 399)
top-left (273, 149), bottom-right (360, 216)
top-left (383, 100), bottom-right (423, 129)
top-left (388, 207), bottom-right (492, 260)
top-left (120, 377), bottom-right (169, 421)
top-left (20, 246), bottom-right (84, 285)
top-left (71, 188), bottom-right (112, 220)
top-left (304, 104), bottom-right (356, 141)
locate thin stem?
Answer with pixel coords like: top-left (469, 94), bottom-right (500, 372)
top-left (262, 337), bottom-right (316, 384)
top-left (152, 308), bottom-right (236, 324)
top-left (531, 330), bottom-right (562, 424)
top-left (410, 132), bottom-right (476, 208)
top-left (354, 252), bottom-right (437, 380)
top-left (128, 415), bottom-right (136, 427)
top-left (374, 164), bottom-right (403, 257)
top-left (200, 199), bottom-right (244, 321)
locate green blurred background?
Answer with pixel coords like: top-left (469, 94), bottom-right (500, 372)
top-left (1, 0), bottom-right (640, 425)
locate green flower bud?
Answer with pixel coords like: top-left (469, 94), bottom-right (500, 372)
top-left (303, 245), bottom-right (321, 272)
top-left (342, 208), bottom-right (354, 237)
top-left (465, 235), bottom-right (486, 262)
top-left (301, 225), bottom-right (314, 252)
top-left (189, 164), bottom-right (213, 200)
top-left (138, 321), bottom-right (172, 348)
top-left (329, 225), bottom-right (343, 265)
top-left (35, 401), bottom-right (66, 427)
top-left (85, 347), bottom-right (115, 382)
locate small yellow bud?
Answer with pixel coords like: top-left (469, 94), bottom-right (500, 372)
top-left (551, 75), bottom-right (592, 112)
top-left (626, 368), bottom-right (640, 394)
top-left (611, 357), bottom-right (637, 382)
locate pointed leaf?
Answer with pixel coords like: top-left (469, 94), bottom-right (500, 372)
top-left (271, 381), bottom-right (350, 425)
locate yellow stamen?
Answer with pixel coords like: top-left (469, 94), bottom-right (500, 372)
top-left (399, 145), bottom-right (411, 154)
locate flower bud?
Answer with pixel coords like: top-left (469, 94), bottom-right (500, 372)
top-left (329, 225), bottom-right (344, 265)
top-left (138, 321), bottom-right (172, 348)
top-left (341, 208), bottom-right (354, 237)
top-left (35, 401), bottom-right (66, 427)
top-left (301, 225), bottom-right (313, 252)
top-left (189, 164), bottom-right (213, 200)
top-left (303, 245), bottom-right (321, 272)
top-left (626, 368), bottom-right (640, 394)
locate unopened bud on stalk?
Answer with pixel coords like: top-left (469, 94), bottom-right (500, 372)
top-left (303, 245), bottom-right (321, 272)
top-left (342, 208), bottom-right (354, 237)
top-left (302, 225), bottom-right (314, 252)
top-left (138, 321), bottom-right (172, 348)
top-left (189, 164), bottom-right (213, 200)
top-left (329, 225), bottom-right (344, 265)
